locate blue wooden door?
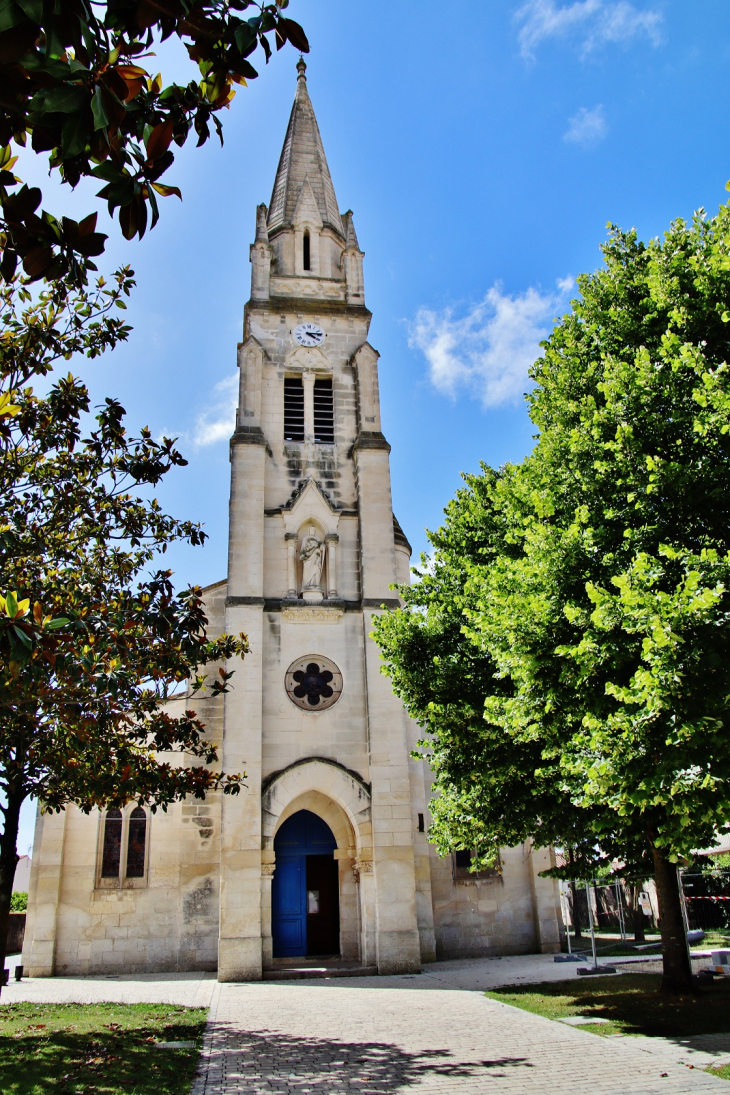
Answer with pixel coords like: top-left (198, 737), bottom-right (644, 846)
top-left (272, 810), bottom-right (337, 958)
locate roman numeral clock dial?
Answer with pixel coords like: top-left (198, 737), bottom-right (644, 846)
top-left (294, 323), bottom-right (325, 347)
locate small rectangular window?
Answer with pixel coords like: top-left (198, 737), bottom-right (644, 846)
top-left (284, 378), bottom-right (304, 442)
top-left (452, 849), bottom-right (501, 882)
top-left (313, 378), bottom-right (334, 444)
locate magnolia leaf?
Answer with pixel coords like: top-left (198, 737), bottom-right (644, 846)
top-left (150, 183), bottom-right (182, 200)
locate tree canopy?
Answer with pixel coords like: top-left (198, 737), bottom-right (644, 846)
top-left (0, 0), bottom-right (308, 282)
top-left (374, 205), bottom-right (730, 990)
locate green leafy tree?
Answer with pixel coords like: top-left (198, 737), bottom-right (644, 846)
top-left (375, 205), bottom-right (730, 992)
top-left (0, 271), bottom-right (248, 989)
top-left (9, 891), bottom-right (26, 912)
top-left (0, 0), bottom-right (308, 282)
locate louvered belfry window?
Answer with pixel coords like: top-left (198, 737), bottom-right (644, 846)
top-left (313, 378), bottom-right (334, 444)
top-left (284, 377), bottom-right (305, 441)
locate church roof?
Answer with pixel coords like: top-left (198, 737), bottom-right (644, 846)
top-left (268, 60), bottom-right (344, 239)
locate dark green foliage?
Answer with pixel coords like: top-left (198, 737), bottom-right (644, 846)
top-left (0, 0), bottom-right (308, 282)
top-left (374, 204), bottom-right (730, 989)
top-left (0, 270), bottom-right (248, 992)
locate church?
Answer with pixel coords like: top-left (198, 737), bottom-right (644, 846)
top-left (22, 62), bottom-right (562, 979)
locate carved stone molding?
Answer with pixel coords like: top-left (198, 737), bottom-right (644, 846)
top-left (261, 863), bottom-right (276, 878)
top-left (281, 603), bottom-right (344, 623)
top-left (353, 858), bottom-right (373, 882)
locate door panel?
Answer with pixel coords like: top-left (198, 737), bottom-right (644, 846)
top-left (271, 857), bottom-right (304, 957)
top-left (306, 855), bottom-right (340, 956)
top-left (272, 810), bottom-right (338, 959)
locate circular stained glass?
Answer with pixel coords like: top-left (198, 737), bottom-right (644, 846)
top-left (285, 655), bottom-right (343, 711)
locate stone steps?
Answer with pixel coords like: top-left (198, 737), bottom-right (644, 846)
top-left (263, 963), bottom-right (378, 980)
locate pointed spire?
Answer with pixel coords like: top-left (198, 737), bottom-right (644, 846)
top-left (267, 63), bottom-right (344, 239)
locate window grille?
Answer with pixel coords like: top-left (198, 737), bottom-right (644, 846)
top-left (101, 808), bottom-right (122, 877)
top-left (126, 806), bottom-right (147, 878)
top-left (313, 378), bottom-right (334, 444)
top-left (303, 230), bottom-right (311, 271)
top-left (284, 378), bottom-right (305, 442)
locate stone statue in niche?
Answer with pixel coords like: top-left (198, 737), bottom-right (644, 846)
top-left (300, 526), bottom-right (325, 601)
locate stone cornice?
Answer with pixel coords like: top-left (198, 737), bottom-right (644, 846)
top-left (245, 297), bottom-right (371, 319)
top-left (225, 596), bottom-right (401, 612)
top-left (351, 431), bottom-right (391, 454)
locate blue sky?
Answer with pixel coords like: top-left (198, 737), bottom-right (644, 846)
top-left (14, 0), bottom-right (730, 857)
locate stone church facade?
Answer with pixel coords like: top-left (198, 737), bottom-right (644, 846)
top-left (22, 62), bottom-right (562, 980)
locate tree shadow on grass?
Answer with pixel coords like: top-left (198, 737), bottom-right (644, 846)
top-left (200, 1025), bottom-right (533, 1093)
top-left (0, 1016), bottom-right (202, 1094)
top-left (490, 974), bottom-right (730, 1039)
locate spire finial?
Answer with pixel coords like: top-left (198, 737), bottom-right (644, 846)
top-left (296, 56), bottom-right (307, 80)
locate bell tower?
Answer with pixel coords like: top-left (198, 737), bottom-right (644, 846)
top-left (19, 61), bottom-right (565, 984)
top-left (217, 61), bottom-right (436, 980)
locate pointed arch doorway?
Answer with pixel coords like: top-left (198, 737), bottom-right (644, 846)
top-left (272, 809), bottom-right (340, 958)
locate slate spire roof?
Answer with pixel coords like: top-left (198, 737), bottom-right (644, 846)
top-left (267, 60), bottom-right (344, 240)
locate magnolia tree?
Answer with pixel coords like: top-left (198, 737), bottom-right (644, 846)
top-left (0, 271), bottom-right (248, 988)
top-left (0, 0), bottom-right (308, 282)
top-left (375, 207), bottom-right (730, 992)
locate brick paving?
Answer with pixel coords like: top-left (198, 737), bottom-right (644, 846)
top-left (191, 978), bottom-right (726, 1095)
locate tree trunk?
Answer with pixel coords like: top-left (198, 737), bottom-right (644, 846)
top-left (627, 884), bottom-right (645, 942)
top-left (651, 844), bottom-right (693, 993)
top-left (0, 788), bottom-right (24, 999)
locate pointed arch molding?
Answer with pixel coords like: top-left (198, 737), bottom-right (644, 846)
top-left (282, 478), bottom-right (339, 538)
top-left (261, 757), bottom-right (372, 851)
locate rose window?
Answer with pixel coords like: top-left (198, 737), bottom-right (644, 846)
top-left (284, 655), bottom-right (343, 711)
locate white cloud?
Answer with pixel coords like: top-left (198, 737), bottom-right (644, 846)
top-left (191, 373), bottom-right (238, 446)
top-left (564, 104), bottom-right (607, 146)
top-left (409, 279), bottom-right (574, 408)
top-left (515, 0), bottom-right (663, 60)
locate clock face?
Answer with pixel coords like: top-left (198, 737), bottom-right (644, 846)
top-left (294, 322), bottom-right (325, 348)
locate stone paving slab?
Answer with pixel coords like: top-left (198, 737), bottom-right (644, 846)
top-left (191, 979), bottom-right (726, 1095)
top-left (633, 1034), bottom-right (730, 1072)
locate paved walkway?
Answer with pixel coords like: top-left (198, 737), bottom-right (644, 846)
top-left (191, 977), bottom-right (726, 1095)
top-left (4, 955), bottom-right (729, 1092)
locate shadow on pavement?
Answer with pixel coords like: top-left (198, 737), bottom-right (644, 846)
top-left (202, 1024), bottom-right (534, 1091)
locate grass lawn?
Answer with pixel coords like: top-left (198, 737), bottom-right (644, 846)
top-left (0, 1001), bottom-right (207, 1095)
top-left (484, 973), bottom-right (730, 1039)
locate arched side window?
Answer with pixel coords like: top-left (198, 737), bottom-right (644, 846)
top-left (303, 230), bottom-right (311, 271)
top-left (97, 805), bottom-right (150, 888)
top-left (101, 808), bottom-right (123, 877)
top-left (126, 806), bottom-right (147, 878)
